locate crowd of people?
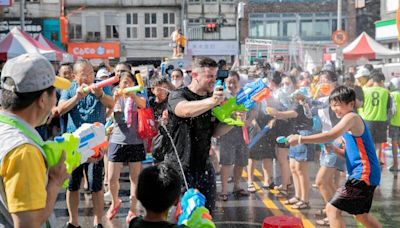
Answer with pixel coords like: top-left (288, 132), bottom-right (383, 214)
top-left (0, 52), bottom-right (397, 228)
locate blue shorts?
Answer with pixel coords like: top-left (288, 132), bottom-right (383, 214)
top-left (289, 130), bottom-right (315, 162)
top-left (67, 161), bottom-right (103, 192)
top-left (320, 148), bottom-right (346, 171)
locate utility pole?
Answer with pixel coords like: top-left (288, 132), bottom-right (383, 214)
top-left (20, 0), bottom-right (25, 31)
top-left (336, 0), bottom-right (343, 70)
top-left (237, 2), bottom-right (245, 59)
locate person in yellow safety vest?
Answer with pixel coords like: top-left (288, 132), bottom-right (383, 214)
top-left (361, 71), bottom-right (393, 165)
top-left (388, 78), bottom-right (400, 172)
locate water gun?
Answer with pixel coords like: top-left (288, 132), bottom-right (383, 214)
top-left (115, 72), bottom-right (145, 96)
top-left (43, 122), bottom-right (108, 187)
top-left (212, 97), bottom-right (247, 126)
top-left (276, 136), bottom-right (288, 144)
top-left (247, 125), bottom-right (271, 150)
top-left (177, 189), bottom-right (215, 228)
top-left (236, 78), bottom-right (270, 109)
top-left (83, 76), bottom-right (119, 93)
top-left (290, 87), bottom-right (310, 100)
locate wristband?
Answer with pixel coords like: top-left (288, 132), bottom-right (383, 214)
top-left (298, 135), bottom-right (302, 144)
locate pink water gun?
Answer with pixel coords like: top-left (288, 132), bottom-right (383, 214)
top-left (83, 76), bottom-right (119, 93)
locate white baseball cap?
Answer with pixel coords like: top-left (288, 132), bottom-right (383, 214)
top-left (96, 68), bottom-right (110, 80)
top-left (355, 67), bottom-right (370, 79)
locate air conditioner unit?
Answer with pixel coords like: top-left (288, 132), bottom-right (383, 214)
top-left (86, 31), bottom-right (101, 42)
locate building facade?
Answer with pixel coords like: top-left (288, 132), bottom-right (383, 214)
top-left (375, 0), bottom-right (399, 51)
top-left (1, 0), bottom-right (61, 47)
top-left (64, 0), bottom-right (182, 65)
top-left (184, 0), bottom-right (239, 62)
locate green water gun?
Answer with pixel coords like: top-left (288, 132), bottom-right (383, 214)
top-left (212, 96), bottom-right (248, 126)
top-left (186, 207), bottom-right (215, 228)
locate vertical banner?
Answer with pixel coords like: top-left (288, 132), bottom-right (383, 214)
top-left (60, 16), bottom-right (68, 44)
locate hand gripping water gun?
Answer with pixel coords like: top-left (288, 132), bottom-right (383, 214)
top-left (212, 97), bottom-right (247, 126)
top-left (83, 76), bottom-right (120, 93)
top-left (116, 72), bottom-right (145, 96)
top-left (276, 136), bottom-right (288, 144)
top-left (177, 189), bottom-right (215, 228)
top-left (43, 122), bottom-right (108, 187)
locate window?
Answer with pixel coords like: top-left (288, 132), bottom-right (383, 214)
top-left (300, 20), bottom-right (313, 37)
top-left (332, 19), bottom-right (346, 32)
top-left (250, 20), bottom-right (264, 38)
top-left (68, 14), bottom-right (82, 40)
top-left (314, 20), bottom-right (330, 37)
top-left (105, 14), bottom-right (119, 39)
top-left (205, 0), bottom-right (217, 2)
top-left (163, 12), bottom-right (175, 38)
top-left (188, 0), bottom-right (200, 2)
top-left (86, 15), bottom-right (100, 41)
top-left (283, 21), bottom-right (296, 37)
top-left (145, 13), bottom-right (157, 38)
top-left (205, 18), bottom-right (218, 23)
top-left (266, 21), bottom-right (279, 37)
top-left (126, 13), bottom-right (138, 39)
top-left (188, 18), bottom-right (201, 24)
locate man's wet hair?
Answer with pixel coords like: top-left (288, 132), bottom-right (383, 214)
top-left (171, 68), bottom-right (183, 77)
top-left (371, 70), bottom-right (385, 83)
top-left (1, 78), bottom-right (55, 111)
top-left (192, 57), bottom-right (218, 72)
top-left (136, 164), bottom-right (182, 213)
top-left (329, 86), bottom-right (356, 105)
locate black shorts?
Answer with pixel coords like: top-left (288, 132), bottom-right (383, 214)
top-left (248, 127), bottom-right (275, 160)
top-left (67, 162), bottom-right (103, 192)
top-left (365, 121), bottom-right (388, 143)
top-left (108, 143), bottom-right (146, 163)
top-left (330, 178), bottom-right (376, 215)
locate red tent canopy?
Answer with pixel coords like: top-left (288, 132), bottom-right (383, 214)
top-left (343, 32), bottom-right (400, 60)
top-left (35, 34), bottom-right (74, 62)
top-left (0, 27), bottom-right (61, 61)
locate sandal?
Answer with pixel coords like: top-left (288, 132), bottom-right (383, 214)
top-left (106, 199), bottom-right (122, 220)
top-left (125, 210), bottom-right (136, 224)
top-left (233, 188), bottom-right (249, 197)
top-left (275, 189), bottom-right (288, 198)
top-left (284, 197), bottom-right (300, 205)
top-left (247, 183), bottom-right (257, 193)
top-left (262, 182), bottom-right (276, 190)
top-left (316, 217), bottom-right (330, 226)
top-left (291, 200), bottom-right (310, 210)
top-left (314, 208), bottom-right (326, 216)
top-left (219, 193), bottom-right (229, 201)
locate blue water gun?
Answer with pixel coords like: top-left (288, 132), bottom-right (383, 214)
top-left (247, 125), bottom-right (271, 149)
top-left (177, 188), bottom-right (215, 228)
top-left (236, 78), bottom-right (270, 110)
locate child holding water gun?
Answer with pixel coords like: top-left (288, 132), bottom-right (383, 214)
top-left (287, 86), bottom-right (381, 228)
top-left (107, 71), bottom-right (147, 223)
top-left (129, 164), bottom-right (188, 228)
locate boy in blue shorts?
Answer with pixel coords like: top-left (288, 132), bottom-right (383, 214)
top-left (288, 86), bottom-right (381, 228)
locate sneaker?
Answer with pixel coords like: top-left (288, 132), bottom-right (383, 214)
top-left (104, 191), bottom-right (112, 203)
top-left (93, 224), bottom-right (104, 228)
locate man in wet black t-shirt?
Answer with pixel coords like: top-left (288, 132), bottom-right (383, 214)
top-left (165, 57), bottom-right (232, 214)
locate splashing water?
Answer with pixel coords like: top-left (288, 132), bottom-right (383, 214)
top-left (160, 123), bottom-right (189, 190)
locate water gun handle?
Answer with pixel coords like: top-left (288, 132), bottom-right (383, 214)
top-left (83, 76), bottom-right (119, 93)
top-left (242, 126), bottom-right (249, 145)
top-left (135, 72), bottom-right (145, 87)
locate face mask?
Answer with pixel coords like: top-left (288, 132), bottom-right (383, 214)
top-left (171, 79), bottom-right (183, 88)
top-left (319, 83), bottom-right (333, 96)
